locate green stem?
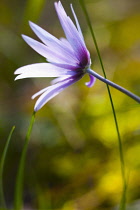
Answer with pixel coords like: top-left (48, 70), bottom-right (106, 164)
top-left (79, 0), bottom-right (126, 209)
top-left (0, 126), bottom-right (15, 209)
top-left (14, 111), bottom-right (36, 210)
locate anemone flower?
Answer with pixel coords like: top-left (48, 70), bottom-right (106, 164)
top-left (14, 1), bottom-right (95, 112)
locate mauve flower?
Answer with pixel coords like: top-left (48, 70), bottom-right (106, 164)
top-left (14, 1), bottom-right (95, 112)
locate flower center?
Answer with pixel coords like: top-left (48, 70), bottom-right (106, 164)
top-left (82, 65), bottom-right (90, 74)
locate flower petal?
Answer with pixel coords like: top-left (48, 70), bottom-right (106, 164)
top-left (70, 4), bottom-right (84, 41)
top-left (29, 21), bottom-right (78, 64)
top-left (34, 74), bottom-right (83, 111)
top-left (32, 86), bottom-right (50, 99)
top-left (85, 74), bottom-right (96, 87)
top-left (60, 37), bottom-right (72, 49)
top-left (50, 76), bottom-right (70, 85)
top-left (14, 63), bottom-right (77, 80)
top-left (54, 1), bottom-right (90, 66)
top-left (29, 21), bottom-right (59, 45)
top-left (22, 35), bottom-right (77, 64)
top-left (50, 62), bottom-right (80, 70)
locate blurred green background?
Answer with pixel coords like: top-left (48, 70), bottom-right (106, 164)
top-left (0, 0), bottom-right (140, 209)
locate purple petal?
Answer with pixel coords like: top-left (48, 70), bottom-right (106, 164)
top-left (14, 63), bottom-right (77, 80)
top-left (50, 76), bottom-right (70, 85)
top-left (22, 35), bottom-right (77, 65)
top-left (29, 21), bottom-right (78, 64)
top-left (29, 21), bottom-right (59, 45)
top-left (70, 4), bottom-right (84, 41)
top-left (59, 37), bottom-right (72, 49)
top-left (85, 74), bottom-right (96, 87)
top-left (50, 62), bottom-right (80, 70)
top-left (34, 74), bottom-right (83, 111)
top-left (54, 1), bottom-right (90, 66)
top-left (32, 86), bottom-right (50, 99)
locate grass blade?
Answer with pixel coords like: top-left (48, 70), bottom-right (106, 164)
top-left (0, 126), bottom-right (15, 209)
top-left (14, 111), bottom-right (36, 210)
top-left (79, 0), bottom-right (127, 209)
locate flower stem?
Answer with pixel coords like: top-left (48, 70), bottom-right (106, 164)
top-left (0, 126), bottom-right (15, 209)
top-left (87, 69), bottom-right (140, 103)
top-left (14, 111), bottom-right (36, 210)
top-left (79, 0), bottom-right (127, 209)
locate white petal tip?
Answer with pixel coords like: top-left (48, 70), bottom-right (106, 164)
top-left (29, 20), bottom-right (32, 25)
top-left (14, 75), bottom-right (22, 80)
top-left (29, 21), bottom-right (35, 28)
top-left (34, 104), bottom-right (40, 112)
top-left (21, 34), bottom-right (27, 41)
top-left (14, 68), bottom-right (21, 75)
top-left (31, 95), bottom-right (35, 100)
top-left (34, 106), bottom-right (38, 112)
top-left (21, 34), bottom-right (29, 41)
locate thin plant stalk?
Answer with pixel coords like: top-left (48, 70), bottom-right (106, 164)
top-left (0, 126), bottom-right (15, 209)
top-left (14, 111), bottom-right (36, 210)
top-left (79, 0), bottom-right (127, 209)
top-left (87, 69), bottom-right (140, 103)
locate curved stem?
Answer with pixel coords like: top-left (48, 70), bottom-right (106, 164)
top-left (87, 69), bottom-right (140, 103)
top-left (14, 111), bottom-right (36, 210)
top-left (79, 0), bottom-right (128, 209)
top-left (0, 126), bottom-right (15, 209)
